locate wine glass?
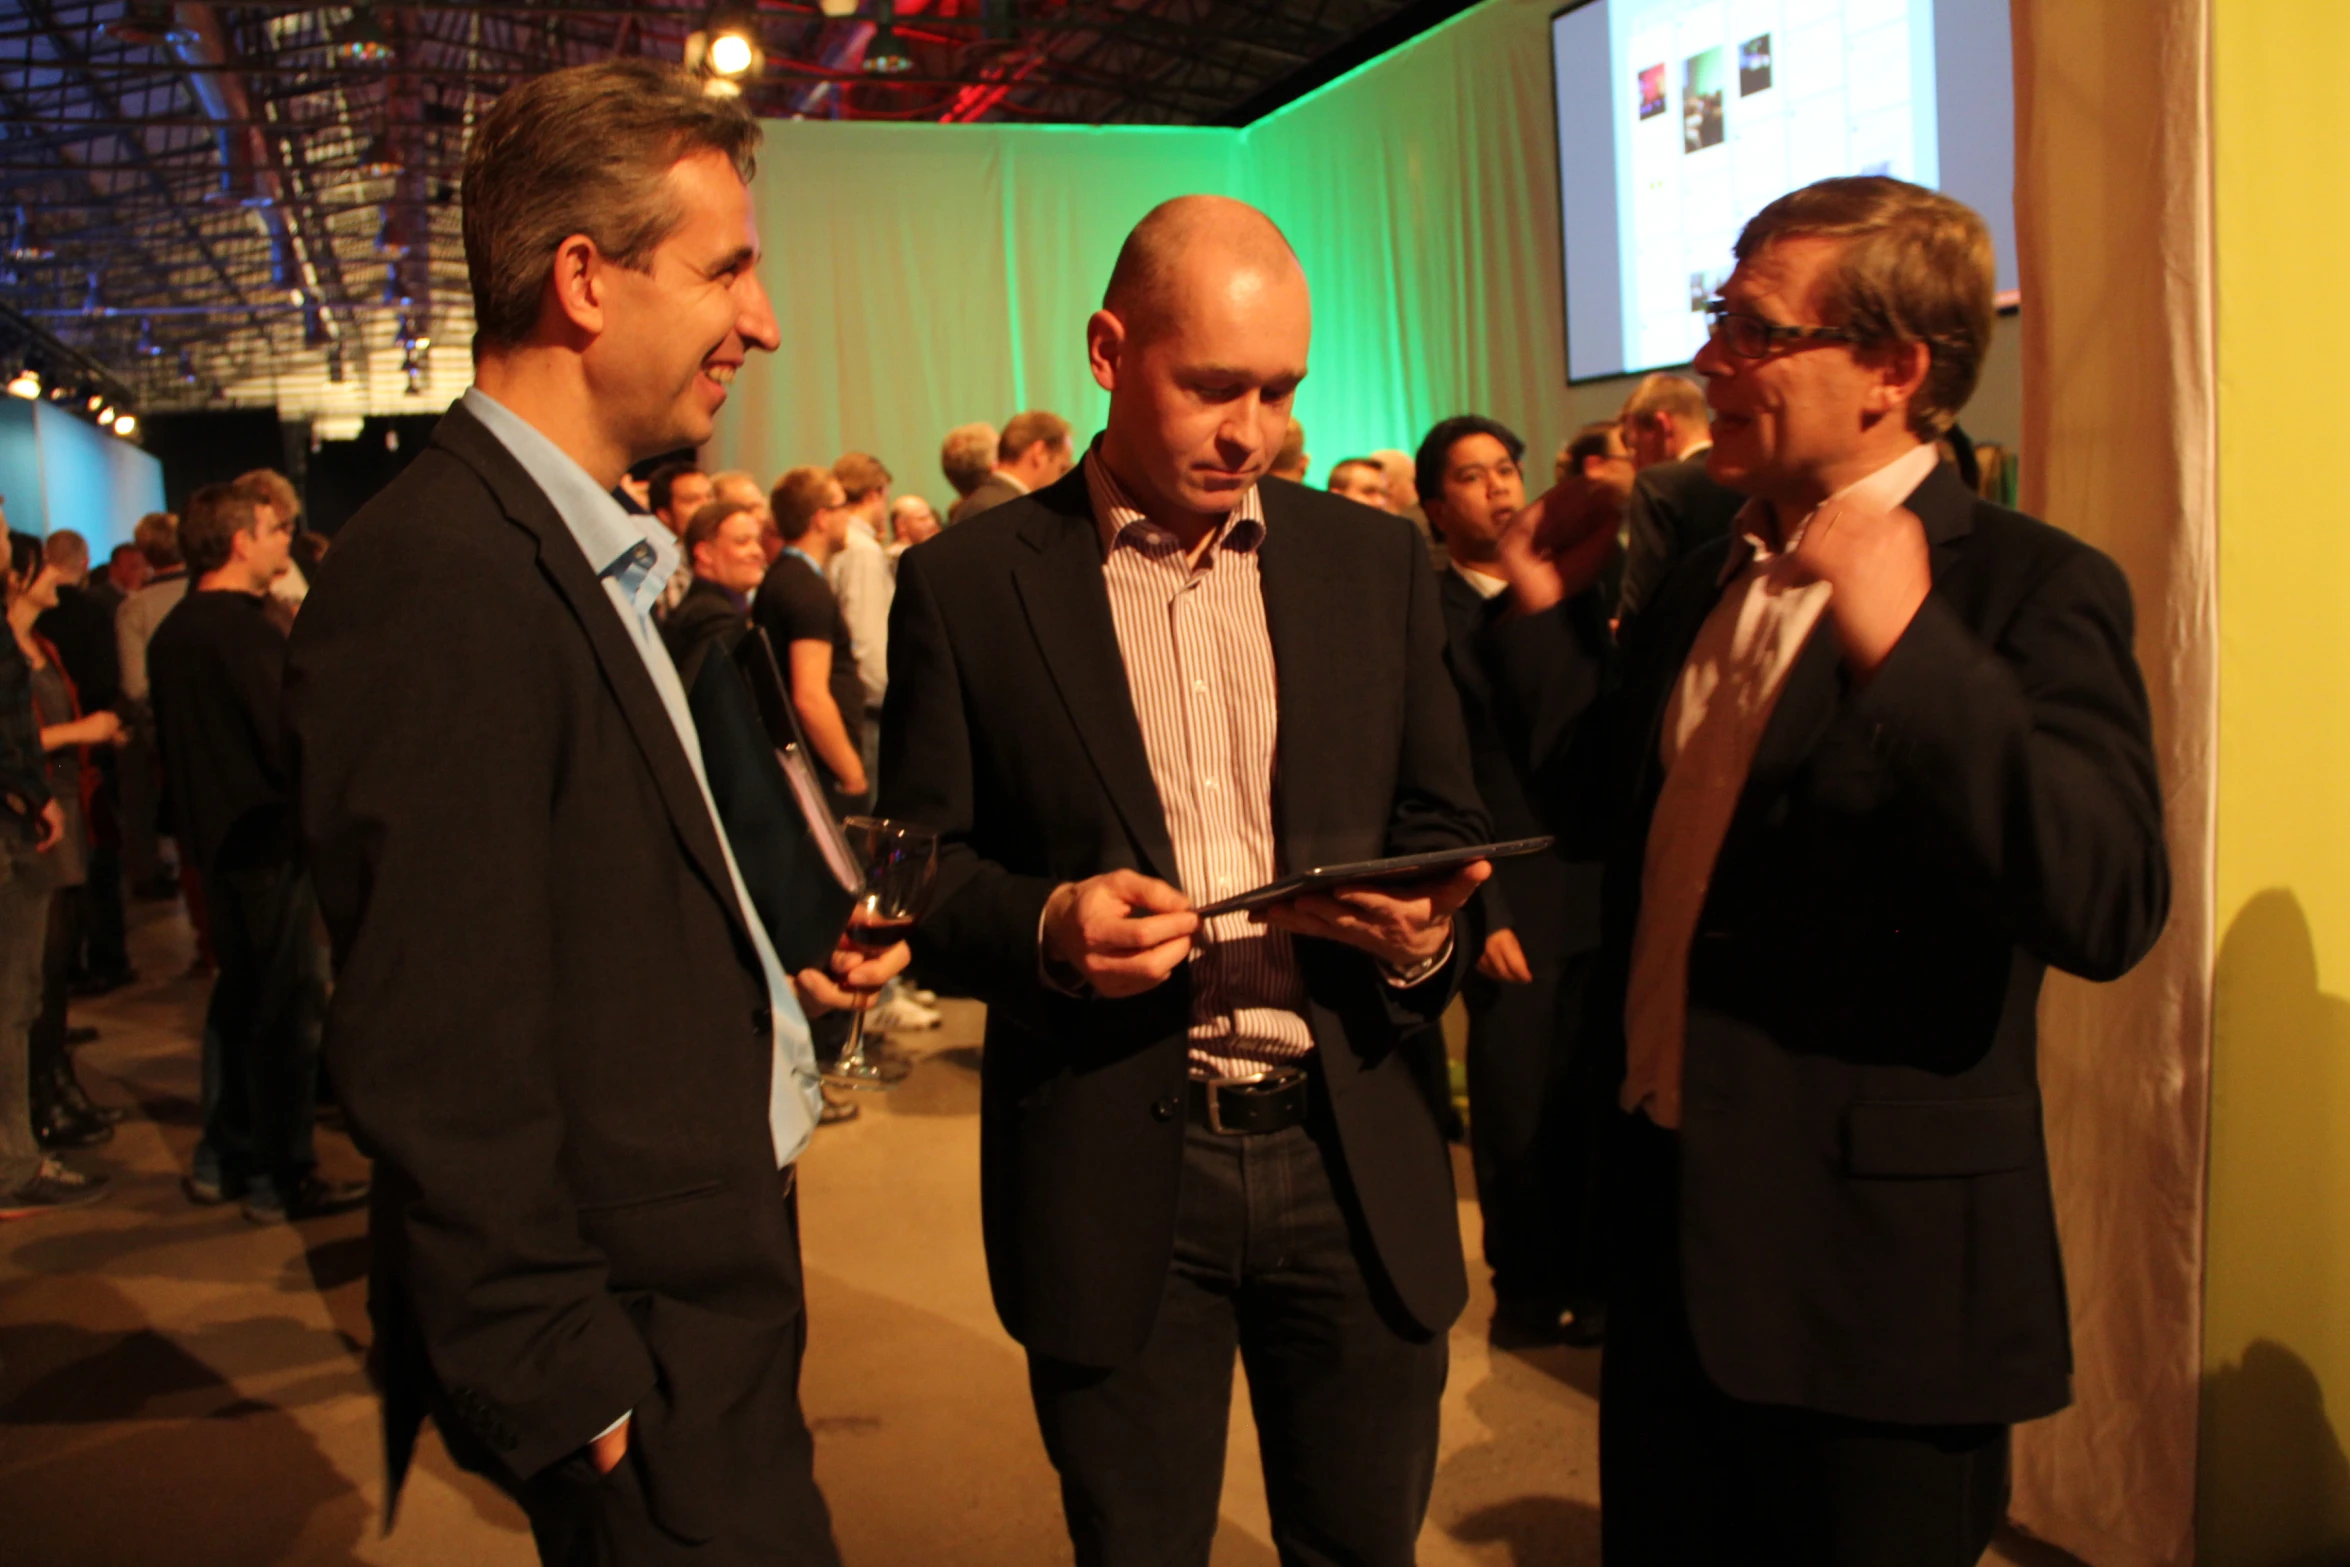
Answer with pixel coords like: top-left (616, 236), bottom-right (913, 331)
top-left (825, 816), bottom-right (939, 1090)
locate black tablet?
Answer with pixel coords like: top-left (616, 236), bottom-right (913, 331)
top-left (1191, 836), bottom-right (1556, 919)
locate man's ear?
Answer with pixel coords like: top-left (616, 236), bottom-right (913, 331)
top-left (1863, 338), bottom-right (1932, 424)
top-left (543, 232), bottom-right (608, 339)
top-left (1086, 309), bottom-right (1126, 394)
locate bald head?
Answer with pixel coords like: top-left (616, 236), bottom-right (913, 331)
top-left (1102, 195), bottom-right (1306, 345)
top-left (1090, 196), bottom-right (1313, 533)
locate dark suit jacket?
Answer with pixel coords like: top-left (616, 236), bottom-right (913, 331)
top-left (879, 470), bottom-right (1491, 1367)
top-left (947, 470), bottom-right (1025, 526)
top-left (35, 583), bottom-right (121, 714)
top-left (1437, 566), bottom-right (1606, 964)
top-left (1493, 461), bottom-right (2168, 1426)
top-left (1616, 451), bottom-right (1748, 624)
top-left (287, 402), bottom-right (806, 1543)
top-left (661, 575), bottom-right (749, 691)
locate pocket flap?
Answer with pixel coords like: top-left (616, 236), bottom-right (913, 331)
top-left (1845, 1094), bottom-right (2039, 1178)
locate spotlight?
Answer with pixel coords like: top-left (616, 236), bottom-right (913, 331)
top-left (864, 4), bottom-right (915, 75)
top-left (6, 205), bottom-right (51, 263)
top-left (819, 0), bottom-right (858, 15)
top-left (86, 394), bottom-right (103, 412)
top-left (97, 405), bottom-right (116, 425)
top-left (332, 6), bottom-right (395, 66)
top-left (709, 31), bottom-right (755, 77)
top-left (113, 413), bottom-right (137, 438)
top-left (356, 131), bottom-right (403, 179)
top-left (688, 6), bottom-right (764, 95)
top-left (5, 367), bottom-right (36, 400)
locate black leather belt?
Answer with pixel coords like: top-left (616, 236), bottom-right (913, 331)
top-left (1188, 1068), bottom-right (1311, 1135)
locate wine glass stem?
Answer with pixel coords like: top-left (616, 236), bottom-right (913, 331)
top-left (842, 1005), bottom-right (869, 1073)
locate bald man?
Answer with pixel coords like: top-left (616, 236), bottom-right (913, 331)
top-left (880, 195), bottom-right (1492, 1565)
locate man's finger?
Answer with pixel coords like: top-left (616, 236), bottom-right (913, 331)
top-left (1103, 869), bottom-right (1193, 915)
top-left (1087, 936), bottom-right (1192, 983)
top-left (1090, 909), bottom-right (1201, 952)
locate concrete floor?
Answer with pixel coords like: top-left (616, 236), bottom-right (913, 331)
top-left (0, 901), bottom-right (2065, 1565)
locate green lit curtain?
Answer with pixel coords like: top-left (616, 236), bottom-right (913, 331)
top-left (708, 0), bottom-right (1572, 502)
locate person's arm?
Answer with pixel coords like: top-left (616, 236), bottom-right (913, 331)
top-left (289, 553), bottom-right (655, 1487)
top-left (785, 638), bottom-right (868, 795)
top-left (115, 595), bottom-right (151, 705)
top-left (0, 640), bottom-right (53, 839)
top-left (1848, 544), bottom-right (2170, 979)
top-left (829, 543), bottom-right (890, 711)
top-left (40, 711), bottom-right (121, 750)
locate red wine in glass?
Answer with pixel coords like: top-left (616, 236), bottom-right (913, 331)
top-left (826, 817), bottom-right (939, 1090)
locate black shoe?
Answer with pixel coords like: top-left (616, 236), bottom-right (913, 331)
top-left (0, 1159), bottom-right (111, 1219)
top-left (243, 1172), bottom-right (371, 1224)
top-left (46, 1059), bottom-right (127, 1126)
top-left (32, 1097), bottom-right (112, 1151)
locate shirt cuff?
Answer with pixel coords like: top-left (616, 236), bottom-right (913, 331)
top-left (593, 1410), bottom-right (631, 1443)
top-left (1037, 897), bottom-right (1089, 997)
top-left (1381, 925), bottom-right (1455, 989)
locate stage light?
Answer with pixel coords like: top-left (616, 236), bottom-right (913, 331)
top-left (86, 394), bottom-right (103, 412)
top-left (332, 6), bottom-right (395, 66)
top-left (819, 0), bottom-right (858, 15)
top-left (113, 414), bottom-right (137, 437)
top-left (688, 7), bottom-right (764, 95)
top-left (97, 405), bottom-right (116, 425)
top-left (864, 26), bottom-right (915, 75)
top-left (5, 368), bottom-right (37, 400)
top-left (709, 31), bottom-right (755, 77)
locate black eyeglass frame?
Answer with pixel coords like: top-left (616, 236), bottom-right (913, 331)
top-left (1703, 301), bottom-right (1863, 360)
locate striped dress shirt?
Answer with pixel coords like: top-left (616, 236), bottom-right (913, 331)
top-left (1084, 453), bottom-right (1315, 1080)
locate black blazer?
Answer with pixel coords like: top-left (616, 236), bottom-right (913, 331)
top-left (1437, 566), bottom-right (1606, 963)
top-left (878, 469), bottom-right (1492, 1367)
top-left (1617, 452), bottom-right (1749, 623)
top-left (1493, 461), bottom-right (2168, 1426)
top-left (286, 403), bottom-right (804, 1543)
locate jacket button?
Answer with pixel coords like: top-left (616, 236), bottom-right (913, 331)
top-left (751, 1004), bottom-right (773, 1034)
top-left (1151, 1097), bottom-right (1178, 1122)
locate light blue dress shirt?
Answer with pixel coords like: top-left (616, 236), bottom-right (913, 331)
top-left (463, 387), bottom-right (821, 1168)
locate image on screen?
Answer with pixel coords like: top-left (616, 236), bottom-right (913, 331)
top-left (1552, 0), bottom-right (2017, 383)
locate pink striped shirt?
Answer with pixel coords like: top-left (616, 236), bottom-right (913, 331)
top-left (1084, 453), bottom-right (1315, 1079)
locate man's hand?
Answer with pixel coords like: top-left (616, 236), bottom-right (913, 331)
top-left (1496, 478), bottom-right (1626, 616)
top-left (1256, 860), bottom-right (1491, 971)
top-left (85, 710), bottom-right (125, 747)
top-left (1476, 927), bottom-right (1533, 985)
top-left (793, 939), bottom-right (911, 1018)
top-left (1787, 496), bottom-right (1931, 679)
top-left (1041, 870), bottom-right (1198, 998)
top-left (589, 1414), bottom-right (630, 1476)
top-left (33, 799), bottom-right (62, 854)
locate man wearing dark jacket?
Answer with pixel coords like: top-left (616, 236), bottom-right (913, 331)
top-left (881, 195), bottom-right (1491, 1566)
top-left (1494, 177), bottom-right (2168, 1566)
top-left (659, 494), bottom-right (767, 690)
top-left (1614, 371), bottom-right (1748, 625)
top-left (287, 61), bottom-right (904, 1567)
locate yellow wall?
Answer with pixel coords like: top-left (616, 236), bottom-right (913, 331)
top-left (2203, 2), bottom-right (2350, 1562)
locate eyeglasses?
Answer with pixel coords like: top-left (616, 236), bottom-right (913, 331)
top-left (1703, 301), bottom-right (1860, 361)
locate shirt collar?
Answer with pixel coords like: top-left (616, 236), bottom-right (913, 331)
top-left (1450, 561), bottom-right (1510, 599)
top-left (1082, 447), bottom-right (1266, 559)
top-left (1721, 441), bottom-right (1943, 585)
top-left (782, 545), bottom-right (822, 575)
top-left (462, 386), bottom-right (680, 618)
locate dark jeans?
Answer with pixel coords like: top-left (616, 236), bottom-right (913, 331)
top-left (1463, 946), bottom-right (1596, 1308)
top-left (29, 882), bottom-right (80, 1085)
top-left (193, 860), bottom-right (329, 1204)
top-left (1600, 1113), bottom-right (2009, 1567)
top-left (1027, 1114), bottom-right (1448, 1567)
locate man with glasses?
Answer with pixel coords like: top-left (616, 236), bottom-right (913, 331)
top-left (1492, 175), bottom-right (2168, 1565)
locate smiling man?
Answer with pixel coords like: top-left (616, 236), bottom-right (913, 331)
top-left (1493, 175), bottom-right (2168, 1566)
top-left (287, 60), bottom-right (903, 1567)
top-left (881, 195), bottom-right (1493, 1565)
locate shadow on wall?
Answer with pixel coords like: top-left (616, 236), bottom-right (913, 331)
top-left (2202, 889), bottom-right (2350, 1567)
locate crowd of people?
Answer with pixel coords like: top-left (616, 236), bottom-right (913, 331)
top-left (5, 55), bottom-right (2170, 1567)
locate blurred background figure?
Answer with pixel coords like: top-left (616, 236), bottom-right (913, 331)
top-left (948, 410), bottom-right (1074, 525)
top-left (888, 494), bottom-right (941, 561)
top-left (1613, 370), bottom-right (1743, 626)
top-left (31, 530), bottom-right (132, 997)
top-left (1267, 416), bottom-right (1309, 480)
top-left (938, 421), bottom-right (1000, 515)
top-left (1325, 456), bottom-right (1395, 511)
top-left (115, 510), bottom-right (188, 906)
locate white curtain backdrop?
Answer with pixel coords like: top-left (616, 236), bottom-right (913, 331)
top-left (2008, 2), bottom-right (2217, 1563)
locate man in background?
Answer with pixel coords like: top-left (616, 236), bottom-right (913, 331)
top-left (887, 494), bottom-right (940, 561)
top-left (1326, 456), bottom-right (1394, 511)
top-left (1615, 369), bottom-right (1744, 624)
top-left (827, 451), bottom-right (894, 792)
top-left (661, 496), bottom-right (767, 689)
top-left (754, 469), bottom-right (866, 814)
top-left (1419, 413), bottom-right (1608, 1345)
top-left (1372, 447), bottom-right (1442, 566)
top-left (948, 410), bottom-right (1074, 525)
top-left (33, 530), bottom-right (132, 993)
top-left (149, 483), bottom-right (363, 1225)
top-left (708, 469), bottom-right (779, 563)
top-left (116, 509), bottom-right (187, 902)
top-left (236, 469), bottom-right (311, 630)
top-left (938, 421), bottom-right (998, 512)
top-left (647, 460), bottom-right (714, 614)
top-left (105, 543), bottom-right (151, 600)
top-left (1267, 415), bottom-right (1308, 480)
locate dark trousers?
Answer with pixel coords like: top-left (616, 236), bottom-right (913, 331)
top-left (1464, 946), bottom-right (1596, 1308)
top-left (193, 860), bottom-right (328, 1203)
top-left (1600, 1114), bottom-right (2009, 1567)
top-left (29, 882), bottom-right (80, 1085)
top-left (1027, 1115), bottom-right (1448, 1567)
top-left (77, 752), bottom-right (130, 978)
top-left (491, 1184), bottom-right (839, 1567)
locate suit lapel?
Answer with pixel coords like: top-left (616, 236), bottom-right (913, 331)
top-left (1258, 493), bottom-right (1348, 874)
top-left (431, 405), bottom-right (754, 947)
top-left (1009, 475), bottom-right (1181, 884)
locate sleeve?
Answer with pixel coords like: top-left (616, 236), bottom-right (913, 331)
top-left (1479, 591), bottom-right (1617, 855)
top-left (829, 544), bottom-right (891, 710)
top-left (1852, 545), bottom-right (2170, 980)
top-left (0, 641), bottom-right (51, 816)
top-left (875, 550), bottom-right (1062, 1031)
top-left (289, 555), bottom-right (656, 1485)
